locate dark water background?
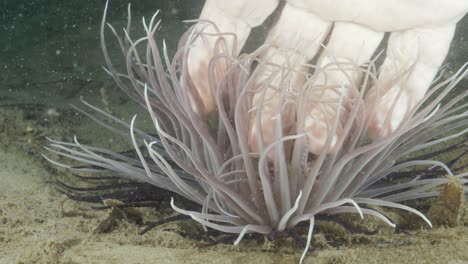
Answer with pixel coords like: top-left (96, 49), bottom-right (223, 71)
top-left (0, 0), bottom-right (204, 108)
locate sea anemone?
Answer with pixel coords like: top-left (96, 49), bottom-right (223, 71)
top-left (45, 2), bottom-right (468, 263)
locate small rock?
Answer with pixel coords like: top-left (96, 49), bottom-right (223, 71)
top-left (428, 176), bottom-right (464, 227)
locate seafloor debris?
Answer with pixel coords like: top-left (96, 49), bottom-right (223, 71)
top-left (429, 176), bottom-right (465, 227)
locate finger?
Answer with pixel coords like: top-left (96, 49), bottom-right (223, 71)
top-left (188, 0), bottom-right (279, 113)
top-left (260, 3), bottom-right (331, 73)
top-left (249, 3), bottom-right (332, 155)
top-left (304, 22), bottom-right (384, 154)
top-left (366, 24), bottom-right (456, 139)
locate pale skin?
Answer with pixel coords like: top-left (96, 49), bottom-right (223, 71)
top-left (188, 0), bottom-right (468, 154)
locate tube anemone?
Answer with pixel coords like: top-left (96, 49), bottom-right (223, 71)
top-left (45, 2), bottom-right (468, 263)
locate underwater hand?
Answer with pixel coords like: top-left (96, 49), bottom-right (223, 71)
top-left (189, 0), bottom-right (468, 154)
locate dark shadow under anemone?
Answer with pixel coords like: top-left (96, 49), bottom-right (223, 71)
top-left (44, 2), bottom-right (468, 263)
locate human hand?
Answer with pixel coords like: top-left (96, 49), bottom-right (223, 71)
top-left (187, 0), bottom-right (468, 154)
